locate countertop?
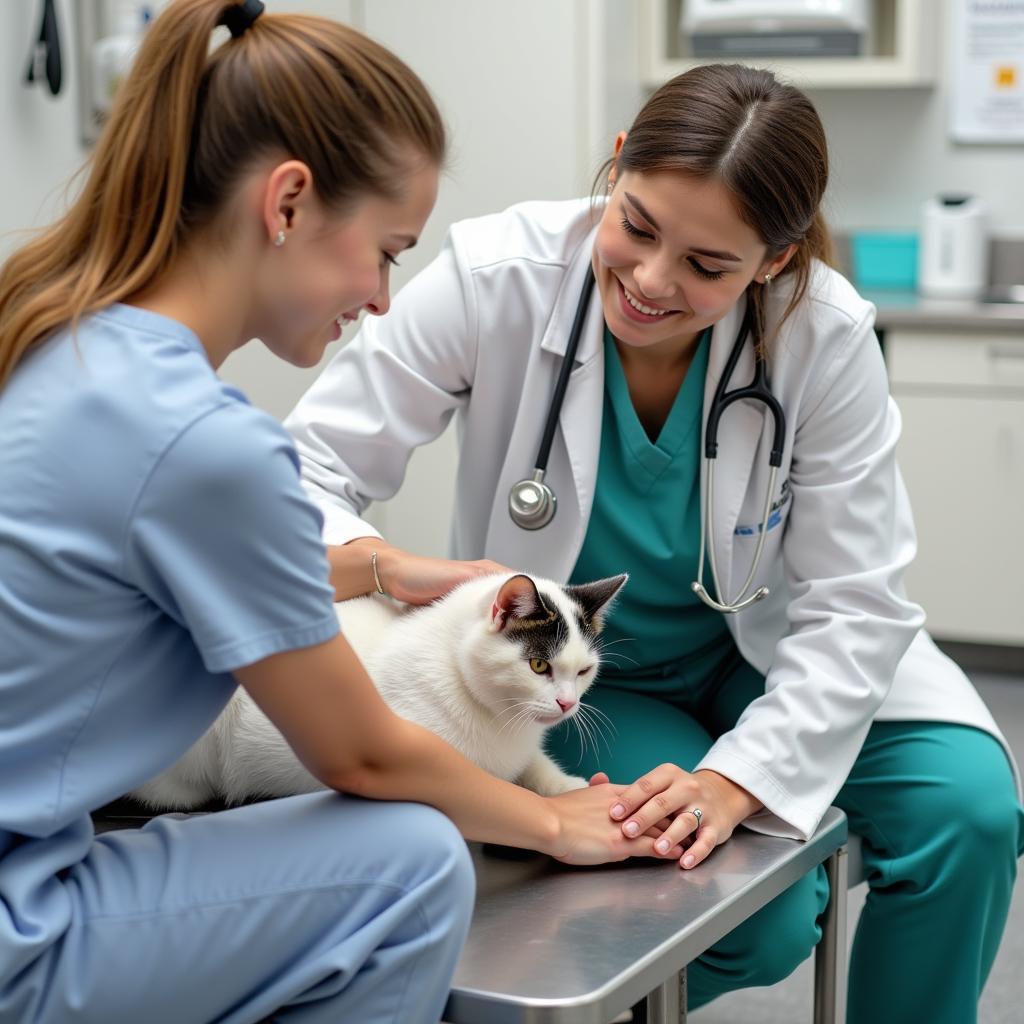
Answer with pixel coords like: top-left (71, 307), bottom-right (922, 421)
top-left (862, 289), bottom-right (1024, 332)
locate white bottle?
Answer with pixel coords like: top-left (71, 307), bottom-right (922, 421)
top-left (92, 3), bottom-right (154, 117)
top-left (917, 194), bottom-right (989, 301)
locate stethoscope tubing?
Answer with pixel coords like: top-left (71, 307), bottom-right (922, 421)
top-left (533, 266), bottom-right (596, 475)
top-left (510, 271), bottom-right (786, 615)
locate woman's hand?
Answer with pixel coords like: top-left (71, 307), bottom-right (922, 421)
top-left (607, 765), bottom-right (763, 869)
top-left (339, 538), bottom-right (510, 605)
top-left (545, 782), bottom-right (686, 866)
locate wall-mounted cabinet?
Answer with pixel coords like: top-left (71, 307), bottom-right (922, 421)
top-left (640, 0), bottom-right (937, 89)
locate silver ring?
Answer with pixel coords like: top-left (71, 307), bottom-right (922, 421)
top-left (688, 807), bottom-right (702, 826)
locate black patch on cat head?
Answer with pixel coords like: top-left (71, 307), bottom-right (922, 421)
top-left (495, 574), bottom-right (571, 662)
top-left (563, 574), bottom-right (628, 639)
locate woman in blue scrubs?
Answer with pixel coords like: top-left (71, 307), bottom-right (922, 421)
top-left (0, 3), bottom-right (673, 1022)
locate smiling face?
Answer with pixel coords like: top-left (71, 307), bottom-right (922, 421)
top-left (593, 159), bottom-right (793, 358)
top-left (250, 157), bottom-right (438, 368)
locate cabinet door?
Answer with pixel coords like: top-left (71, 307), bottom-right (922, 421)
top-left (895, 390), bottom-right (1024, 644)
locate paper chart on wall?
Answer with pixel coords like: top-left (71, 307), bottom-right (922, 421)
top-left (950, 0), bottom-right (1024, 144)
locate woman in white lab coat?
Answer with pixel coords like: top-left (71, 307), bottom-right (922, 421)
top-left (287, 65), bottom-right (1023, 1022)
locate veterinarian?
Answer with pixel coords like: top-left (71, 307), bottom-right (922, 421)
top-left (286, 63), bottom-right (1024, 1024)
top-left (0, 3), bottom-right (682, 1022)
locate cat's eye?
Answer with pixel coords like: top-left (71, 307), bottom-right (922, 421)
top-left (529, 658), bottom-right (550, 675)
top-left (578, 666), bottom-right (594, 676)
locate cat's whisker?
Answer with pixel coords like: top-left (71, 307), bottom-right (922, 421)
top-left (495, 702), bottom-right (536, 735)
top-left (571, 708), bottom-right (597, 766)
top-left (576, 702), bottom-right (616, 755)
top-left (594, 636), bottom-right (637, 650)
top-left (581, 701), bottom-right (616, 733)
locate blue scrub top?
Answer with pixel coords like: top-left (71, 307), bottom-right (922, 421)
top-left (0, 304), bottom-right (339, 983)
top-left (570, 327), bottom-right (731, 686)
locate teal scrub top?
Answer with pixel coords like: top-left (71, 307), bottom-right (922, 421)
top-left (570, 326), bottom-right (732, 686)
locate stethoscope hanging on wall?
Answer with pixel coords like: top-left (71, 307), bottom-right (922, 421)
top-left (24, 0), bottom-right (63, 97)
top-left (507, 266), bottom-right (596, 531)
top-left (509, 268), bottom-right (787, 614)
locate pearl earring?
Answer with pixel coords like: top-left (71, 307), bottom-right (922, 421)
top-left (274, 230), bottom-right (286, 247)
top-left (763, 272), bottom-right (773, 284)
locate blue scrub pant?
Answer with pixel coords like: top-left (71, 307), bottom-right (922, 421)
top-left (546, 656), bottom-right (1024, 1024)
top-left (12, 792), bottom-right (474, 1024)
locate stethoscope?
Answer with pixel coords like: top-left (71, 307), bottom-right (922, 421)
top-left (508, 268), bottom-right (786, 614)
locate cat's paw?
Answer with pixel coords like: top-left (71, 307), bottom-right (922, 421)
top-left (552, 774), bottom-right (589, 794)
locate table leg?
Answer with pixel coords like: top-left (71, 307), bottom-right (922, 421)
top-left (631, 966), bottom-right (685, 1023)
top-left (813, 845), bottom-right (849, 1024)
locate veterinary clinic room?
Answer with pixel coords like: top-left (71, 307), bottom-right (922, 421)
top-left (3, 0), bottom-right (1024, 1022)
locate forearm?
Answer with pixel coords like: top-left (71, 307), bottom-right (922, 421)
top-left (327, 537), bottom-right (394, 601)
top-left (694, 769), bottom-right (763, 826)
top-left (340, 717), bottom-right (561, 853)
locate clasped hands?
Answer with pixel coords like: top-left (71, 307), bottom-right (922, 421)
top-left (587, 763), bottom-right (763, 869)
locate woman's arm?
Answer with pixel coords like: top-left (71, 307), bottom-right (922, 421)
top-left (235, 632), bottom-right (680, 865)
top-left (285, 235), bottom-right (478, 551)
top-left (697, 298), bottom-right (925, 840)
top-left (332, 536), bottom-right (509, 604)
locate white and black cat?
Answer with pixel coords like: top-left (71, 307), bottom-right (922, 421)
top-left (131, 572), bottom-right (627, 809)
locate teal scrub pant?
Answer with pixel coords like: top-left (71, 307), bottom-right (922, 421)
top-left (545, 652), bottom-right (1024, 1024)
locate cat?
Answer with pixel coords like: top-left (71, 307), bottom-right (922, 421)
top-left (130, 571), bottom-right (628, 809)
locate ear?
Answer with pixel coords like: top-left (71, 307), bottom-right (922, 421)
top-left (758, 243), bottom-right (798, 284)
top-left (261, 159), bottom-right (316, 247)
top-left (609, 130), bottom-right (628, 187)
top-left (564, 574), bottom-right (628, 632)
top-left (491, 574), bottom-right (548, 632)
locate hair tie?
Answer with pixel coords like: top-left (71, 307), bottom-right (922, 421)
top-left (220, 0), bottom-right (265, 38)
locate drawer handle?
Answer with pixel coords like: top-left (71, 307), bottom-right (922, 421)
top-left (988, 343), bottom-right (1024, 361)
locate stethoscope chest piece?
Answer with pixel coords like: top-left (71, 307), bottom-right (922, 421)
top-left (508, 470), bottom-right (556, 530)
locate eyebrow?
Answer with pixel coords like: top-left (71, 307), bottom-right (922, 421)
top-left (623, 191), bottom-right (743, 263)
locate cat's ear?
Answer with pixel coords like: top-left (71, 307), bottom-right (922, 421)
top-left (564, 574), bottom-right (628, 632)
top-left (491, 574), bottom-right (550, 631)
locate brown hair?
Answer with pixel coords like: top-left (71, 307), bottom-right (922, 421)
top-left (598, 63), bottom-right (833, 349)
top-left (0, 0), bottom-right (445, 391)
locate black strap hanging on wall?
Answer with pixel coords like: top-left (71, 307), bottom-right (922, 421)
top-left (25, 0), bottom-right (63, 97)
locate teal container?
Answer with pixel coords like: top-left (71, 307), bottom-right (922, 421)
top-left (850, 232), bottom-right (919, 291)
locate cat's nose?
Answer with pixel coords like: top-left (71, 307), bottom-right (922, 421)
top-left (556, 697), bottom-right (577, 714)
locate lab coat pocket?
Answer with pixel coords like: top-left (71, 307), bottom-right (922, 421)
top-left (733, 479), bottom-right (792, 538)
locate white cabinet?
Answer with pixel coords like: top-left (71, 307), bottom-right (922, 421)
top-left (887, 330), bottom-right (1024, 645)
top-left (640, 0), bottom-right (937, 89)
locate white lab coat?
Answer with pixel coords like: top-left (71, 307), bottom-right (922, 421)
top-left (286, 198), bottom-right (1019, 839)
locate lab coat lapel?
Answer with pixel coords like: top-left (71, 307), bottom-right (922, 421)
top-left (485, 234), bottom-right (605, 581)
top-left (701, 298), bottom-right (764, 595)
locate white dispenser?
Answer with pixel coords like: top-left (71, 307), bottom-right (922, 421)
top-left (918, 194), bottom-right (989, 301)
top-left (92, 3), bottom-right (154, 116)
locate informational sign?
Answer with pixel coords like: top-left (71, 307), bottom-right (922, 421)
top-left (950, 0), bottom-right (1024, 143)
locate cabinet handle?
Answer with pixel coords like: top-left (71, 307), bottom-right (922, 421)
top-left (988, 343), bottom-right (1024, 361)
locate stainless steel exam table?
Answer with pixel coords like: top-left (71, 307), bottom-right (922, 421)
top-left (93, 802), bottom-right (849, 1024)
top-left (444, 806), bottom-right (849, 1024)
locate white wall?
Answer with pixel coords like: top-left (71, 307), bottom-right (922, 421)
top-left (2, 0), bottom-right (1022, 557)
top-left (813, 0), bottom-right (1024, 234)
top-left (0, 1), bottom-right (84, 257)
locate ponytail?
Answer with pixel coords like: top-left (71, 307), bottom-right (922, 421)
top-left (0, 0), bottom-right (445, 392)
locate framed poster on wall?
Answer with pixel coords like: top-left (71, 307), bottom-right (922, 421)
top-left (950, 0), bottom-right (1024, 143)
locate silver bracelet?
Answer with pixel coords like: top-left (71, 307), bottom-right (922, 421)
top-left (370, 550), bottom-right (386, 596)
